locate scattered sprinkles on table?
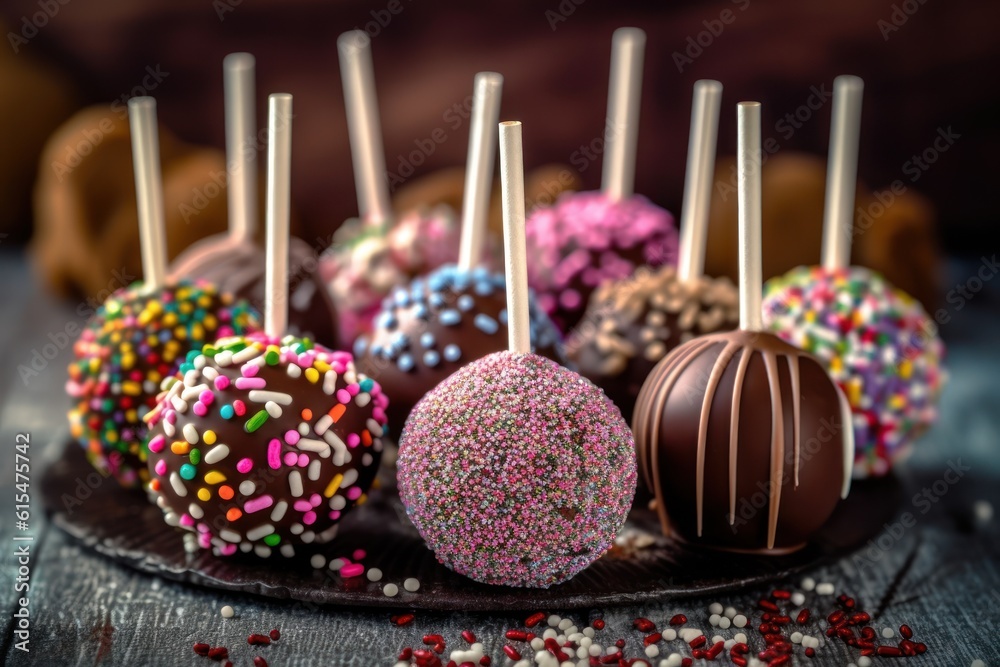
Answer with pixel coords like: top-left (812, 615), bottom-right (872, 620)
top-left (525, 191), bottom-right (678, 333)
top-left (66, 281), bottom-right (259, 488)
top-left (397, 351), bottom-right (636, 588)
top-left (763, 265), bottom-right (945, 478)
top-left (144, 333), bottom-right (388, 558)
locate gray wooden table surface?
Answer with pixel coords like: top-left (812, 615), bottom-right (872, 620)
top-left (1, 249), bottom-right (998, 667)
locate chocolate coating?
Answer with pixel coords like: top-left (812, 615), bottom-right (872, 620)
top-left (632, 330), bottom-right (854, 553)
top-left (353, 265), bottom-right (564, 435)
top-left (171, 238), bottom-right (340, 348)
top-left (144, 334), bottom-right (387, 558)
top-left (567, 266), bottom-right (739, 422)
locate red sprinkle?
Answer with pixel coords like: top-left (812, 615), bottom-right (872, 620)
top-left (707, 640), bottom-right (725, 659)
top-left (253, 658), bottom-right (268, 667)
top-left (849, 612), bottom-right (871, 625)
top-left (796, 609), bottom-right (811, 625)
top-left (759, 599), bottom-right (780, 612)
top-left (502, 646), bottom-right (521, 660)
top-left (193, 643), bottom-right (210, 656)
top-left (392, 613), bottom-right (415, 626)
top-left (505, 629), bottom-right (529, 641)
top-left (899, 624), bottom-right (913, 639)
top-left (805, 647), bottom-right (816, 658)
top-left (877, 646), bottom-right (903, 657)
top-left (269, 629), bottom-right (280, 641)
top-left (769, 656), bottom-right (791, 666)
top-left (592, 618), bottom-right (606, 630)
top-left (399, 648), bottom-right (413, 661)
top-left (681, 658), bottom-right (692, 667)
top-left (423, 634), bottom-right (445, 645)
top-left (644, 632), bottom-right (662, 646)
top-left (461, 630), bottom-right (476, 644)
top-left (916, 643), bottom-right (927, 654)
top-left (433, 642), bottom-right (446, 654)
top-left (861, 627), bottom-right (877, 641)
top-left (772, 615), bottom-right (791, 625)
top-left (732, 658), bottom-right (748, 667)
top-left (828, 610), bottom-right (846, 625)
top-left (247, 634), bottom-right (271, 646)
top-left (479, 657), bottom-right (491, 666)
top-left (731, 642), bottom-right (749, 655)
top-left (525, 612), bottom-right (546, 628)
top-left (669, 614), bottom-right (687, 626)
top-left (772, 589), bottom-right (791, 600)
top-left (689, 635), bottom-right (707, 649)
top-left (207, 647), bottom-right (229, 661)
top-left (691, 649), bottom-right (707, 660)
top-left (615, 639), bottom-right (626, 649)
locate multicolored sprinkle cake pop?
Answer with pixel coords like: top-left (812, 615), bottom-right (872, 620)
top-left (145, 94), bottom-right (388, 557)
top-left (322, 31), bottom-right (464, 343)
top-left (354, 73), bottom-right (563, 432)
top-left (525, 28), bottom-right (678, 333)
top-left (568, 81), bottom-right (738, 422)
top-left (397, 121), bottom-right (636, 587)
top-left (762, 76), bottom-right (945, 478)
top-left (632, 103), bottom-right (854, 553)
top-left (67, 97), bottom-right (259, 488)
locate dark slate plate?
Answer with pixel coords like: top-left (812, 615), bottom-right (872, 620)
top-left (42, 441), bottom-right (900, 611)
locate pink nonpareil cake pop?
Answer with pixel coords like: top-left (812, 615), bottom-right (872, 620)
top-left (169, 53), bottom-right (339, 347)
top-left (67, 98), bottom-right (259, 488)
top-left (322, 31), bottom-right (464, 343)
top-left (397, 121), bottom-right (636, 588)
top-left (761, 76), bottom-right (945, 478)
top-left (525, 28), bottom-right (678, 333)
top-left (145, 95), bottom-right (388, 558)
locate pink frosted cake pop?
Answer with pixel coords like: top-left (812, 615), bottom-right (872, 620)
top-left (397, 351), bottom-right (635, 587)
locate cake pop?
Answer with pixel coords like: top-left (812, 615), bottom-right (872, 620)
top-left (146, 94), bottom-right (388, 558)
top-left (354, 73), bottom-right (563, 433)
top-left (568, 81), bottom-right (739, 422)
top-left (397, 121), bottom-right (636, 588)
top-left (169, 53), bottom-right (339, 347)
top-left (67, 98), bottom-right (259, 488)
top-left (322, 31), bottom-right (465, 343)
top-left (763, 76), bottom-right (944, 478)
top-left (632, 103), bottom-right (854, 553)
top-left (525, 28), bottom-right (678, 333)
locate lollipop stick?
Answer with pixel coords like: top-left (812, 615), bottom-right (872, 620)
top-left (821, 75), bottom-right (864, 270)
top-left (499, 121), bottom-right (530, 355)
top-left (127, 97), bottom-right (168, 292)
top-left (338, 31), bottom-right (392, 226)
top-left (737, 102), bottom-right (763, 332)
top-left (224, 53), bottom-right (258, 243)
top-left (601, 27), bottom-right (645, 201)
top-left (265, 93), bottom-right (293, 337)
top-left (677, 79), bottom-right (723, 283)
top-left (458, 72), bottom-right (504, 271)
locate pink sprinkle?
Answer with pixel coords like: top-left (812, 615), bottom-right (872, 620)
top-left (193, 402), bottom-right (208, 417)
top-left (299, 352), bottom-right (316, 367)
top-left (283, 452), bottom-right (298, 466)
top-left (332, 361), bottom-right (347, 374)
top-left (165, 411), bottom-right (177, 424)
top-left (297, 453), bottom-right (309, 467)
top-left (214, 376), bottom-right (230, 390)
top-left (154, 459), bottom-right (167, 476)
top-left (310, 493), bottom-right (321, 507)
top-left (148, 435), bottom-right (165, 453)
top-left (329, 510), bottom-right (341, 520)
top-left (237, 457), bottom-right (254, 474)
top-left (267, 440), bottom-right (281, 469)
top-left (352, 549), bottom-right (366, 560)
top-left (347, 433), bottom-right (361, 448)
top-left (199, 390), bottom-right (214, 405)
top-left (233, 400), bottom-right (246, 416)
top-left (235, 377), bottom-right (266, 390)
top-left (241, 362), bottom-right (259, 377)
top-left (347, 486), bottom-right (362, 500)
top-left (302, 511), bottom-right (316, 525)
top-left (336, 389), bottom-right (351, 404)
top-left (179, 514), bottom-right (195, 527)
top-left (220, 543), bottom-right (238, 556)
top-left (346, 384), bottom-right (360, 396)
top-left (372, 408), bottom-right (386, 423)
top-left (340, 563), bottom-right (364, 578)
top-left (284, 430), bottom-right (300, 445)
top-left (293, 500), bottom-right (313, 512)
top-left (244, 495), bottom-right (274, 513)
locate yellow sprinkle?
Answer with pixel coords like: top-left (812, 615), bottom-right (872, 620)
top-left (197, 488), bottom-right (211, 502)
top-left (829, 357), bottom-right (842, 374)
top-left (899, 359), bottom-right (912, 379)
top-left (324, 473), bottom-right (344, 498)
top-left (191, 323), bottom-right (205, 341)
top-left (356, 493), bottom-right (368, 506)
top-left (203, 430), bottom-right (217, 445)
top-left (304, 368), bottom-right (320, 384)
top-left (890, 394), bottom-right (905, 409)
top-left (198, 294), bottom-right (212, 308)
top-left (203, 314), bottom-right (217, 331)
top-left (122, 381), bottom-right (142, 396)
top-left (204, 471), bottom-right (227, 485)
top-left (88, 358), bottom-right (101, 373)
top-left (121, 354), bottom-right (135, 371)
top-left (174, 326), bottom-right (188, 341)
top-left (805, 311), bottom-right (816, 323)
top-left (314, 360), bottom-right (331, 373)
top-left (847, 378), bottom-right (862, 407)
top-left (125, 409), bottom-right (137, 424)
top-left (163, 312), bottom-right (177, 327)
top-left (171, 441), bottom-right (190, 455)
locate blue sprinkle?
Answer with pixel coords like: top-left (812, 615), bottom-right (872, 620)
top-left (471, 266), bottom-right (490, 281)
top-left (474, 313), bottom-right (499, 334)
top-left (393, 289), bottom-right (411, 307)
top-left (423, 350), bottom-right (441, 367)
top-left (414, 304), bottom-right (430, 320)
top-left (428, 271), bottom-right (448, 292)
top-left (443, 344), bottom-right (462, 362)
top-left (429, 293), bottom-right (446, 308)
top-left (457, 294), bottom-right (475, 311)
top-left (353, 337), bottom-right (368, 356)
top-left (474, 280), bottom-right (494, 296)
top-left (420, 332), bottom-right (436, 348)
top-left (498, 309), bottom-right (508, 325)
top-left (439, 309), bottom-right (462, 326)
top-left (397, 354), bottom-right (415, 372)
top-left (375, 311), bottom-right (397, 330)
top-left (220, 404), bottom-right (235, 420)
top-left (390, 331), bottom-right (408, 348)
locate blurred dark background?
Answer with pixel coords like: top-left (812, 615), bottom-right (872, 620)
top-left (1, 0), bottom-right (997, 306)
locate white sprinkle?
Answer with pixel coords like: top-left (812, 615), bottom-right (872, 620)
top-left (709, 613), bottom-right (721, 627)
top-left (723, 606), bottom-right (737, 619)
top-left (181, 383), bottom-right (209, 400)
top-left (709, 602), bottom-right (724, 615)
top-left (662, 628), bottom-right (677, 641)
top-left (310, 554), bottom-right (327, 569)
top-left (588, 645), bottom-right (602, 657)
top-left (403, 578), bottom-right (420, 592)
top-left (724, 639), bottom-right (735, 650)
top-left (182, 423), bottom-right (199, 444)
top-left (734, 632), bottom-right (748, 644)
top-left (802, 577), bottom-right (816, 591)
top-left (971, 661), bottom-right (987, 667)
top-left (362, 453), bottom-right (373, 467)
top-left (791, 592), bottom-right (806, 606)
top-left (286, 363), bottom-right (301, 378)
top-left (170, 395), bottom-right (188, 413)
top-left (221, 605), bottom-right (234, 618)
top-left (330, 495), bottom-right (346, 510)
top-left (169, 472), bottom-right (187, 497)
top-left (341, 468), bottom-right (359, 487)
top-left (548, 614), bottom-right (561, 627)
top-left (201, 366), bottom-right (219, 380)
top-left (323, 370), bottom-right (337, 395)
top-left (297, 438), bottom-right (330, 455)
top-left (558, 618), bottom-right (572, 631)
top-left (249, 390), bottom-right (293, 405)
top-left (163, 419), bottom-right (175, 437)
top-left (270, 500), bottom-right (287, 522)
top-left (882, 627), bottom-right (895, 638)
top-left (265, 401), bottom-right (282, 418)
top-left (790, 632), bottom-right (803, 644)
top-left (382, 583), bottom-right (398, 597)
top-left (583, 627), bottom-right (595, 638)
top-left (288, 471), bottom-right (303, 497)
top-left (543, 628), bottom-right (557, 639)
top-left (367, 568), bottom-right (383, 582)
top-left (816, 582), bottom-right (836, 595)
top-left (219, 529), bottom-right (241, 543)
top-left (314, 414), bottom-right (333, 435)
top-left (289, 523), bottom-right (303, 535)
top-left (712, 635), bottom-right (724, 644)
top-left (355, 392), bottom-right (371, 407)
top-left (974, 500), bottom-right (993, 522)
top-left (308, 459), bottom-right (321, 481)
top-left (204, 444), bottom-right (230, 464)
top-left (232, 345), bottom-right (262, 364)
top-left (328, 558), bottom-right (345, 571)
top-left (253, 544), bottom-right (271, 558)
top-left (664, 654), bottom-right (683, 667)
top-left (733, 614), bottom-right (748, 628)
top-left (280, 544), bottom-right (295, 558)
top-left (718, 616), bottom-right (731, 629)
top-left (214, 350), bottom-right (234, 367)
top-left (246, 524), bottom-right (274, 541)
top-left (298, 422), bottom-right (309, 436)
top-left (679, 628), bottom-right (703, 642)
top-left (188, 504), bottom-right (204, 519)
top-left (183, 370), bottom-right (200, 387)
top-left (858, 658), bottom-right (873, 667)
top-left (239, 480), bottom-right (256, 496)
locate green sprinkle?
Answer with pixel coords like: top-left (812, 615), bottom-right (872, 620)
top-left (245, 409), bottom-right (269, 433)
top-left (179, 464), bottom-right (197, 480)
top-left (264, 534), bottom-right (281, 546)
top-left (189, 449), bottom-right (201, 465)
top-left (265, 350), bottom-right (280, 366)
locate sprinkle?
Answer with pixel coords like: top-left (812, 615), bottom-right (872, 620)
top-left (183, 424), bottom-right (200, 444)
top-left (270, 501), bottom-right (287, 522)
top-left (473, 313), bottom-right (499, 334)
top-left (237, 457), bottom-right (254, 473)
top-left (244, 495), bottom-right (274, 514)
top-left (324, 474), bottom-right (344, 498)
top-left (204, 471), bottom-right (226, 485)
top-left (246, 524), bottom-right (275, 541)
top-left (289, 471), bottom-right (304, 497)
top-left (204, 445), bottom-right (230, 464)
top-left (264, 401), bottom-right (282, 418)
top-left (443, 344), bottom-right (461, 362)
top-left (235, 377), bottom-right (266, 390)
top-left (221, 605), bottom-right (234, 618)
top-left (439, 309), bottom-right (461, 326)
top-left (169, 472), bottom-right (187, 497)
top-left (382, 583), bottom-right (399, 597)
top-left (218, 485), bottom-right (234, 500)
top-left (248, 390), bottom-right (292, 405)
top-left (403, 578), bottom-right (420, 592)
top-left (245, 410), bottom-right (269, 432)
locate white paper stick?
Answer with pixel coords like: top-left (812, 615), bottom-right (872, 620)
top-left (338, 31), bottom-right (392, 226)
top-left (224, 53), bottom-right (258, 243)
top-left (265, 93), bottom-right (293, 337)
top-left (601, 27), bottom-right (645, 201)
top-left (821, 75), bottom-right (864, 270)
top-left (127, 97), bottom-right (167, 292)
top-left (458, 72), bottom-right (504, 271)
top-left (677, 79), bottom-right (723, 283)
top-left (737, 102), bottom-right (763, 332)
top-left (499, 121), bottom-right (530, 355)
